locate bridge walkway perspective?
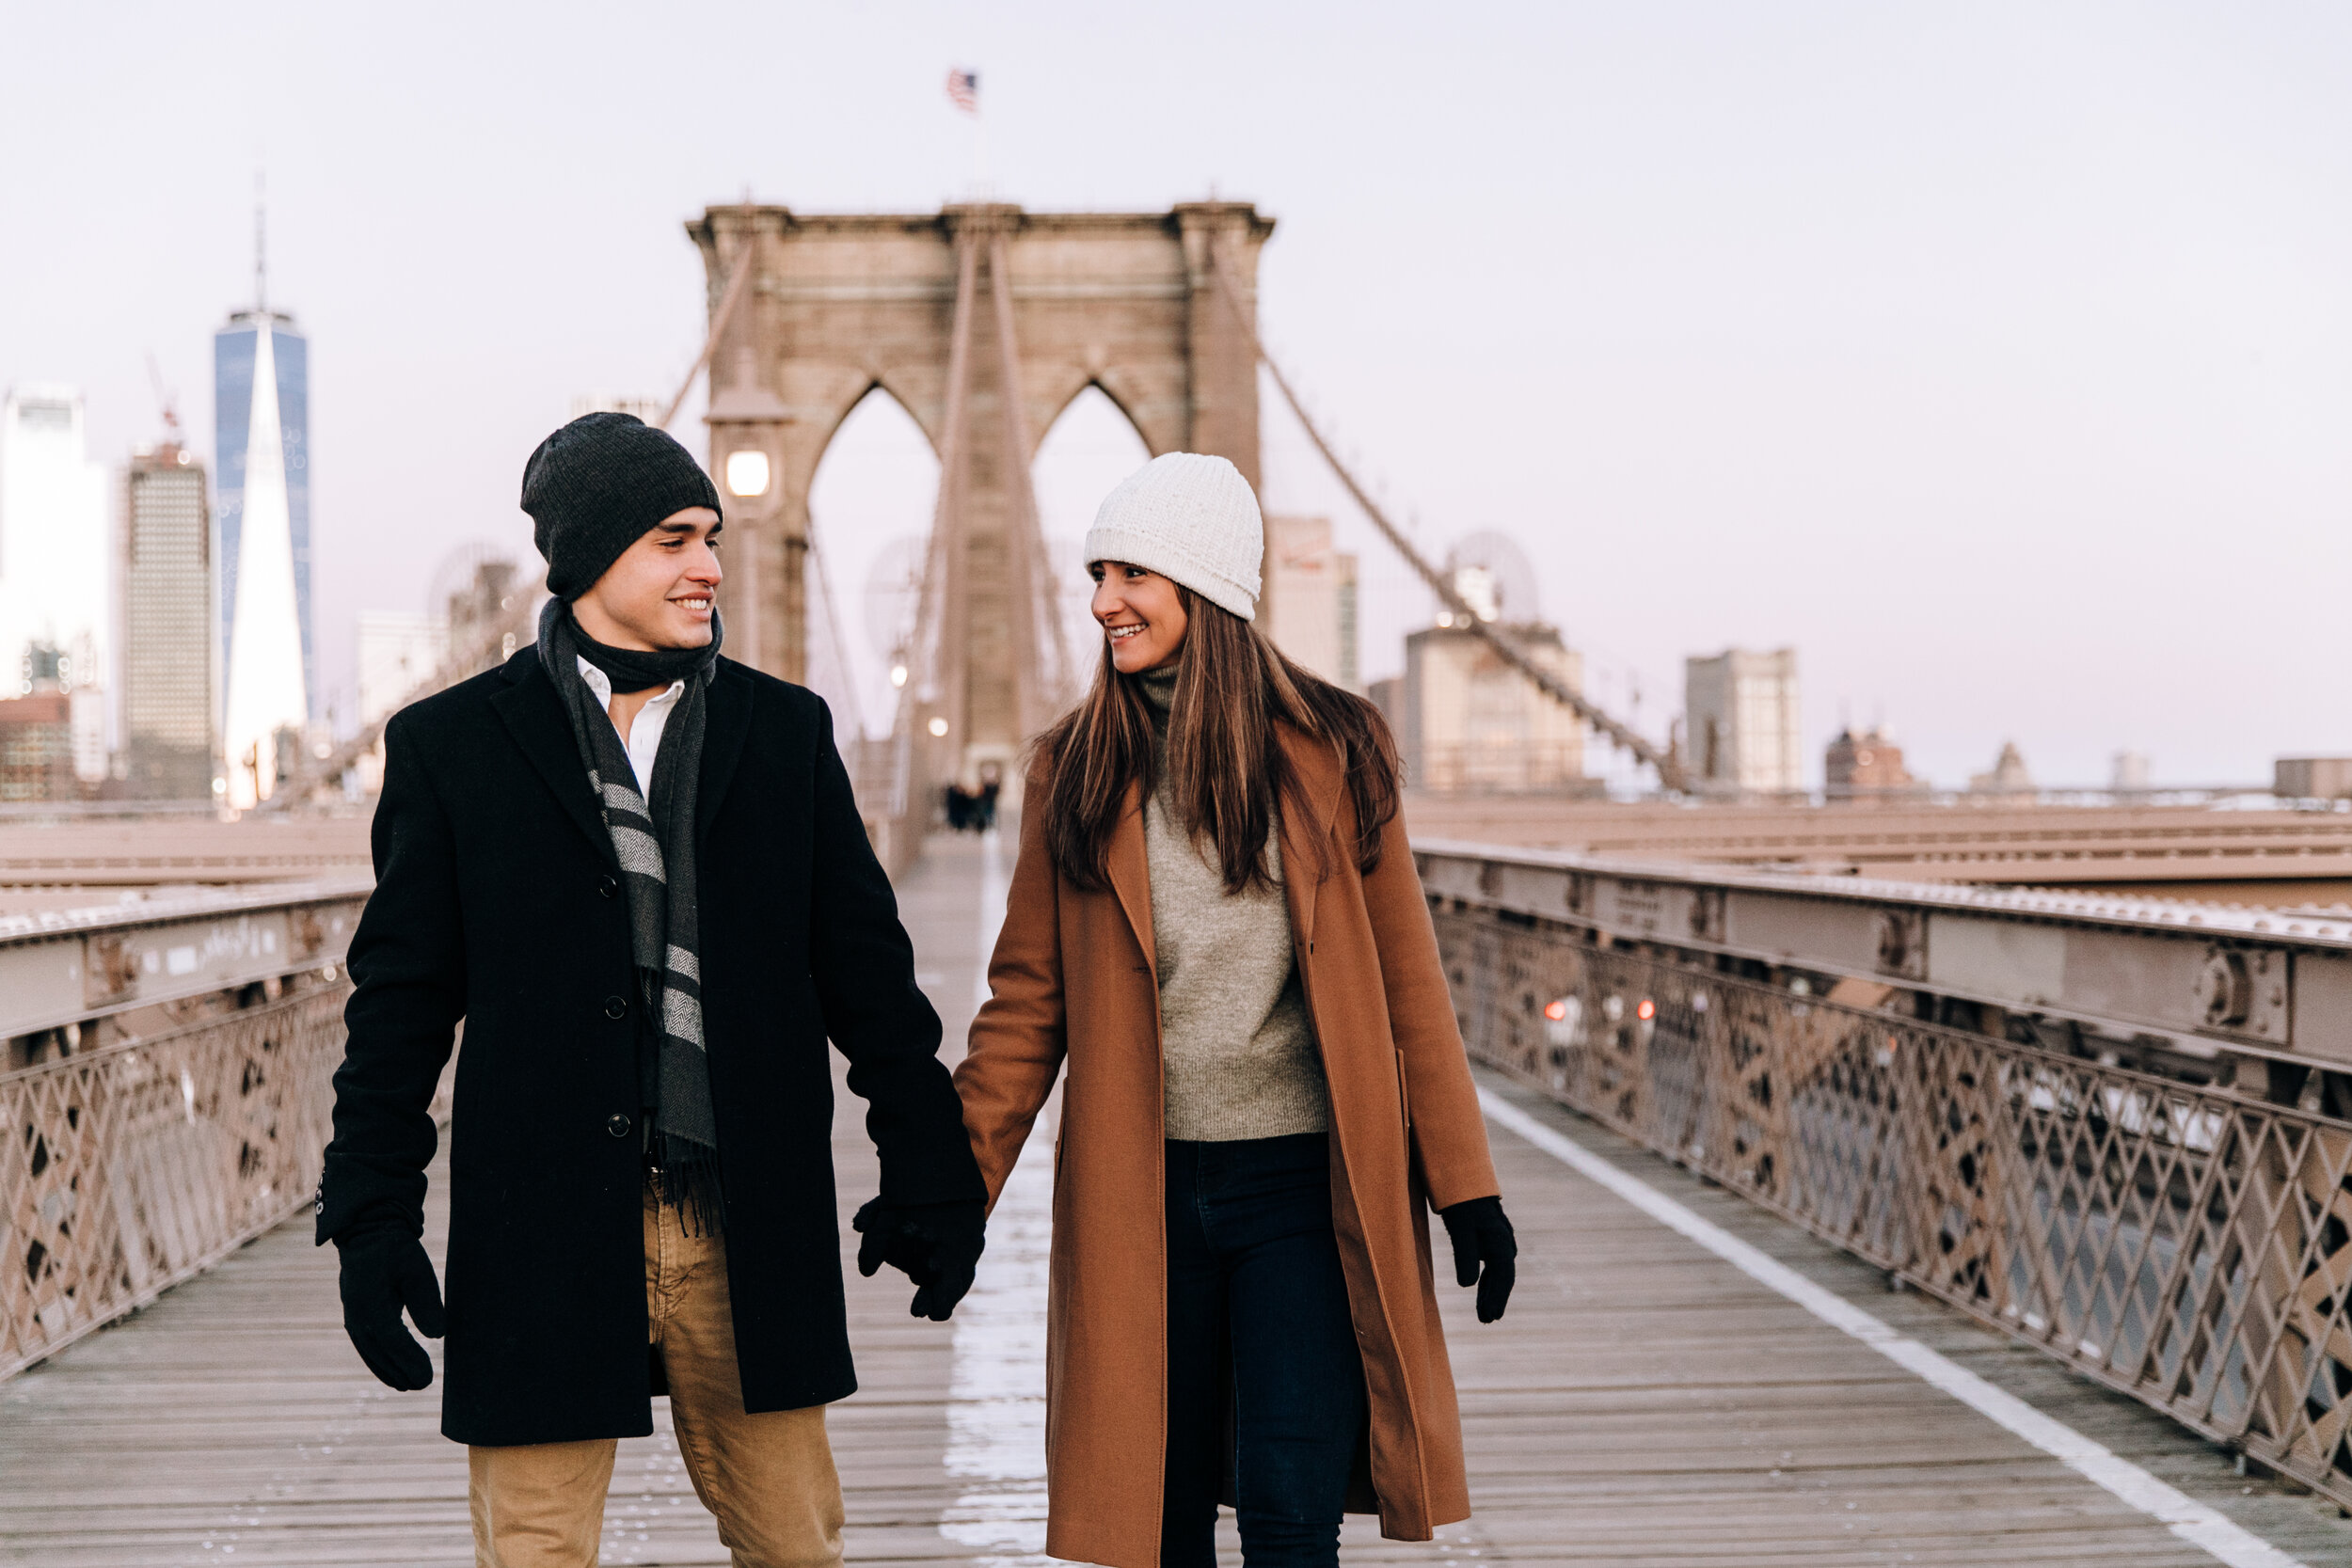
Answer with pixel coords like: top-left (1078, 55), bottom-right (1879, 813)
top-left (2, 834), bottom-right (2347, 1566)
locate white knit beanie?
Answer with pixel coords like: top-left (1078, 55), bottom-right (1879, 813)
top-left (1082, 452), bottom-right (1263, 622)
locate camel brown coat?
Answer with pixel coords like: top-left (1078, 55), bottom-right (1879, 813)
top-left (954, 727), bottom-right (1502, 1568)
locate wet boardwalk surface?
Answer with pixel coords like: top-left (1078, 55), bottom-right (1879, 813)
top-left (4, 833), bottom-right (2348, 1566)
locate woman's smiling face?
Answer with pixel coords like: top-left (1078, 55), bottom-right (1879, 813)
top-left (1089, 560), bottom-right (1189, 674)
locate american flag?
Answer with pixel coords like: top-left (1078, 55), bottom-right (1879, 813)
top-left (946, 67), bottom-right (979, 115)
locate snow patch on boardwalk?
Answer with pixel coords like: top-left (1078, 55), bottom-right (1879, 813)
top-left (941, 829), bottom-right (1056, 1564)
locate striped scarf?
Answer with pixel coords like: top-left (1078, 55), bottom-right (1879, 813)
top-left (536, 599), bottom-right (724, 1232)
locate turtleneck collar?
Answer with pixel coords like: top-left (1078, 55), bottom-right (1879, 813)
top-left (1136, 664), bottom-right (1179, 723)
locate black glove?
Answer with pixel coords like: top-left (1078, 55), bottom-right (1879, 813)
top-left (1438, 1195), bottom-right (1516, 1323)
top-left (334, 1222), bottom-right (446, 1390)
top-left (853, 1197), bottom-right (986, 1322)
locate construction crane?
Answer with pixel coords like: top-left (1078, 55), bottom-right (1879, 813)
top-left (143, 353), bottom-right (182, 442)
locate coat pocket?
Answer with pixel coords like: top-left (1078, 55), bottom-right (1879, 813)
top-left (1394, 1049), bottom-right (1412, 1131)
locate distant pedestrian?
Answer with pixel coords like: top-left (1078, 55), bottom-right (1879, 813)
top-left (316, 412), bottom-right (986, 1568)
top-left (954, 452), bottom-right (1517, 1567)
top-left (974, 766), bottom-right (1002, 832)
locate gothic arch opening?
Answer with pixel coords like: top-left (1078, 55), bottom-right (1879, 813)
top-left (804, 385), bottom-right (940, 736)
top-left (690, 201), bottom-right (1271, 858)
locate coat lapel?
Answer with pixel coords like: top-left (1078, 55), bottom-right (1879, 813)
top-left (1279, 726), bottom-right (1347, 943)
top-left (489, 649), bottom-right (617, 870)
top-left (696, 659), bottom-right (752, 851)
top-left (1104, 781), bottom-right (1157, 977)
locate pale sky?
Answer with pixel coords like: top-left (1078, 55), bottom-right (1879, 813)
top-left (7, 1), bottom-right (2347, 788)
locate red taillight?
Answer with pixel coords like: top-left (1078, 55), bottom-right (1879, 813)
top-left (1636, 998), bottom-right (1656, 1022)
top-left (1544, 999), bottom-right (1567, 1022)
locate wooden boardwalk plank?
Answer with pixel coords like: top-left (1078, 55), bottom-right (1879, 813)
top-left (3, 833), bottom-right (2346, 1565)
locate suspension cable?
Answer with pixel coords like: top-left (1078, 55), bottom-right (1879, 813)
top-left (1204, 255), bottom-right (1686, 791)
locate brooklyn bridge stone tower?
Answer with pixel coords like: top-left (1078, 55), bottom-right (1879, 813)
top-left (687, 200), bottom-right (1272, 784)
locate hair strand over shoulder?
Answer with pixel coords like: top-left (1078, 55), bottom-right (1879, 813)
top-left (1030, 590), bottom-right (1401, 895)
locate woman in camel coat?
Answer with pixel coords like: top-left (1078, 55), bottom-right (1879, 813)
top-left (953, 452), bottom-right (1518, 1567)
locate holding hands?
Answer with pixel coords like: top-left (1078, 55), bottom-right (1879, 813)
top-left (853, 1197), bottom-right (987, 1322)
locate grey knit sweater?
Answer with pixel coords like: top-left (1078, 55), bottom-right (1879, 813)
top-left (1138, 669), bottom-right (1328, 1141)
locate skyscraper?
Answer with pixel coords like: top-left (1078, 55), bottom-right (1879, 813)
top-left (215, 250), bottom-right (311, 803)
top-left (1394, 619), bottom-right (1586, 792)
top-left (356, 610), bottom-right (444, 726)
top-left (0, 387), bottom-right (109, 689)
top-left (1824, 722), bottom-right (1917, 802)
top-left (119, 444), bottom-right (217, 799)
top-left (1684, 648), bottom-right (1802, 798)
top-left (0, 386), bottom-right (110, 785)
top-left (1263, 515), bottom-right (1361, 693)
top-left (0, 693), bottom-right (75, 802)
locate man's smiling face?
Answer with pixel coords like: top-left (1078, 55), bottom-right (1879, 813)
top-left (572, 507), bottom-right (723, 651)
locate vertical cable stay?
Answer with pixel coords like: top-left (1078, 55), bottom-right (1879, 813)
top-left (804, 533), bottom-right (866, 741)
top-left (1204, 256), bottom-right (1687, 792)
top-left (987, 232), bottom-right (1073, 730)
top-left (984, 237), bottom-right (1044, 732)
top-left (660, 211), bottom-right (763, 434)
top-left (915, 231), bottom-right (984, 760)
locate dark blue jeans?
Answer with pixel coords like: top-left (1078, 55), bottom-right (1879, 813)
top-left (1162, 1132), bottom-right (1368, 1568)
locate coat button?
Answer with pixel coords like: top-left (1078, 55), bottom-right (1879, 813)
top-left (597, 875), bottom-right (619, 898)
top-left (606, 1113), bottom-right (630, 1138)
top-left (603, 995), bottom-right (628, 1020)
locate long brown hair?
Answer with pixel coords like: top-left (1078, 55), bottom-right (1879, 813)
top-left (1034, 587), bottom-right (1401, 895)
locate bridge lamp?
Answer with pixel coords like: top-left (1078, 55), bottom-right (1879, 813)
top-left (1635, 998), bottom-right (1656, 1022)
top-left (928, 716), bottom-right (949, 737)
top-left (890, 664), bottom-right (909, 689)
top-left (1543, 999), bottom-right (1568, 1022)
top-left (724, 449), bottom-right (771, 499)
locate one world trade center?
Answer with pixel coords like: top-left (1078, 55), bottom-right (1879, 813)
top-left (214, 221), bottom-right (311, 806)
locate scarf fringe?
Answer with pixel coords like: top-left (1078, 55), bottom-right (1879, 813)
top-left (650, 1133), bottom-right (727, 1238)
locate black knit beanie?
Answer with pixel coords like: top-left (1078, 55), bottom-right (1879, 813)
top-left (521, 412), bottom-right (724, 600)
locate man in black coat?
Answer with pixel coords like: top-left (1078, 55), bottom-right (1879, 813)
top-left (317, 413), bottom-right (985, 1568)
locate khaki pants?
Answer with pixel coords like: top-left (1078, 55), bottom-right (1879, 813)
top-left (467, 1184), bottom-right (847, 1568)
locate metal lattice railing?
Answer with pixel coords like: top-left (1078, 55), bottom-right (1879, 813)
top-left (1, 986), bottom-right (353, 1379)
top-left (1436, 905), bottom-right (2352, 1507)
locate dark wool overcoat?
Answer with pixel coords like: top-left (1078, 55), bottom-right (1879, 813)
top-left (954, 728), bottom-right (1503, 1568)
top-left (317, 647), bottom-right (983, 1448)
